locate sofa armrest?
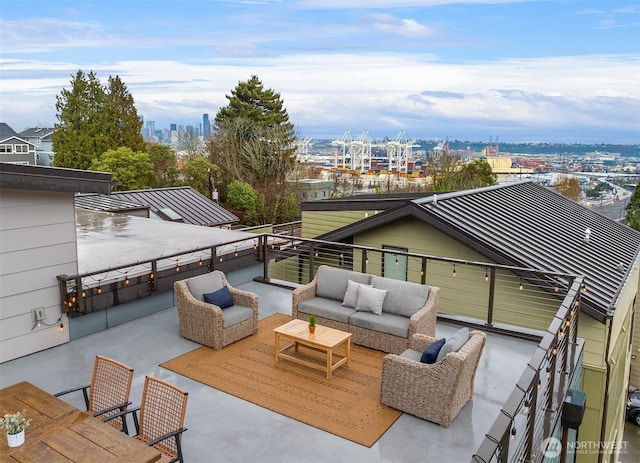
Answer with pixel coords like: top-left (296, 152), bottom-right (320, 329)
top-left (291, 272), bottom-right (319, 318)
top-left (408, 286), bottom-right (440, 339)
top-left (408, 333), bottom-right (438, 352)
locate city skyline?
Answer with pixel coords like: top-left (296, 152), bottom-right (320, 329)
top-left (1, 1), bottom-right (639, 144)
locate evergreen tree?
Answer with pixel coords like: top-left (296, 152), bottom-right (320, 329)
top-left (105, 76), bottom-right (145, 152)
top-left (210, 75), bottom-right (298, 224)
top-left (626, 182), bottom-right (640, 231)
top-left (148, 143), bottom-right (180, 187)
top-left (53, 70), bottom-right (144, 169)
top-left (53, 70), bottom-right (109, 169)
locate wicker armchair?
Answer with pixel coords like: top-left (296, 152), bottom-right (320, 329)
top-left (380, 330), bottom-right (487, 427)
top-left (54, 355), bottom-right (134, 432)
top-left (106, 376), bottom-right (188, 463)
top-left (174, 270), bottom-right (258, 349)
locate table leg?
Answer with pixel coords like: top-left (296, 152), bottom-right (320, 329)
top-left (274, 333), bottom-right (280, 363)
top-left (327, 348), bottom-right (333, 379)
top-left (346, 339), bottom-right (351, 366)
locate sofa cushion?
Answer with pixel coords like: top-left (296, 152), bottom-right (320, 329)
top-left (203, 286), bottom-right (234, 309)
top-left (420, 338), bottom-right (446, 364)
top-left (349, 311), bottom-right (409, 338)
top-left (221, 305), bottom-right (253, 328)
top-left (316, 266), bottom-right (371, 302)
top-left (399, 349), bottom-right (422, 362)
top-left (342, 279), bottom-right (373, 308)
top-left (298, 297), bottom-right (354, 324)
top-left (354, 286), bottom-right (387, 315)
top-left (436, 327), bottom-right (469, 362)
top-left (371, 276), bottom-right (429, 317)
top-left (186, 272), bottom-right (225, 302)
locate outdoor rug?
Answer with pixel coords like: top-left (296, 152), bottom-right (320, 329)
top-left (160, 313), bottom-right (402, 447)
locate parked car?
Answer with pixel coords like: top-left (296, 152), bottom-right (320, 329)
top-left (627, 389), bottom-right (640, 426)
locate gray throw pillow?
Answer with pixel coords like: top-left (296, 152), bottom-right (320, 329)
top-left (354, 286), bottom-right (387, 315)
top-left (436, 327), bottom-right (469, 362)
top-left (186, 271), bottom-right (225, 302)
top-left (342, 279), bottom-right (373, 308)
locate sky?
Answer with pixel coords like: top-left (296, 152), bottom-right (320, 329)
top-left (1, 0), bottom-right (639, 144)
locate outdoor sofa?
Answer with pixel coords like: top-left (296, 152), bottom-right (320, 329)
top-left (292, 265), bottom-right (440, 354)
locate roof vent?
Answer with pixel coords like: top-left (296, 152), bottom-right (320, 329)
top-left (433, 194), bottom-right (438, 206)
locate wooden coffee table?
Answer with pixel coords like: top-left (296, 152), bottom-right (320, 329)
top-left (274, 319), bottom-right (352, 379)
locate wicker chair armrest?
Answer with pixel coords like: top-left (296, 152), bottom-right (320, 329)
top-left (291, 273), bottom-right (319, 318)
top-left (408, 286), bottom-right (440, 338)
top-left (102, 405), bottom-right (141, 435)
top-left (383, 351), bottom-right (463, 389)
top-left (54, 384), bottom-right (91, 410)
top-left (408, 333), bottom-right (438, 352)
top-left (228, 286), bottom-right (259, 312)
top-left (92, 401), bottom-right (131, 418)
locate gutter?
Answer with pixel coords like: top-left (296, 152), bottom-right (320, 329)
top-left (598, 307), bottom-right (615, 463)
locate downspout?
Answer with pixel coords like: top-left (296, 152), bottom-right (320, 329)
top-left (597, 309), bottom-right (614, 463)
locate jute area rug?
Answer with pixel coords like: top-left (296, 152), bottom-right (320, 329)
top-left (161, 313), bottom-right (402, 447)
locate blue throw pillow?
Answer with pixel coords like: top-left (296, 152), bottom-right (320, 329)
top-left (420, 338), bottom-right (446, 364)
top-left (203, 286), bottom-right (234, 309)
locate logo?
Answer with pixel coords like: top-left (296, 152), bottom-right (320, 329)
top-left (542, 437), bottom-right (562, 458)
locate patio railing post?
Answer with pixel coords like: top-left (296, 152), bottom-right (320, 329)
top-left (487, 267), bottom-right (496, 326)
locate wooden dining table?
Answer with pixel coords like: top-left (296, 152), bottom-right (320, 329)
top-left (0, 381), bottom-right (161, 463)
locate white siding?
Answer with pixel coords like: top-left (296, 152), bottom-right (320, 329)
top-left (0, 189), bottom-right (76, 362)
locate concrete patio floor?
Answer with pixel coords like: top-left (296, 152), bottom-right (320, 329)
top-left (0, 280), bottom-right (538, 463)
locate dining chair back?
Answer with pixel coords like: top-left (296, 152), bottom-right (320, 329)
top-left (135, 376), bottom-right (189, 463)
top-left (55, 355), bottom-right (134, 432)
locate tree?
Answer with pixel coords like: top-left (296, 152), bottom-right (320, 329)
top-left (455, 159), bottom-right (497, 189)
top-left (104, 75), bottom-right (145, 152)
top-left (553, 175), bottom-right (581, 202)
top-left (626, 182), bottom-right (640, 231)
top-left (53, 70), bottom-right (109, 169)
top-left (210, 75), bottom-right (298, 224)
top-left (148, 143), bottom-right (180, 187)
top-left (53, 70), bottom-right (144, 169)
top-left (180, 155), bottom-right (217, 197)
top-left (90, 147), bottom-right (154, 191)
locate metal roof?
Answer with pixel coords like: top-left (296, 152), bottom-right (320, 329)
top-left (317, 181), bottom-right (640, 322)
top-left (76, 187), bottom-right (238, 227)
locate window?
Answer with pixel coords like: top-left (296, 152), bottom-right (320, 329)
top-left (14, 145), bottom-right (29, 153)
top-left (0, 145), bottom-right (13, 153)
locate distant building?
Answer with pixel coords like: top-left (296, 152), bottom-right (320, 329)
top-left (0, 123), bottom-right (37, 165)
top-left (203, 113), bottom-right (210, 140)
top-left (18, 127), bottom-right (55, 166)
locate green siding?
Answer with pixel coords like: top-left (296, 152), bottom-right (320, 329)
top-left (302, 210), bottom-right (379, 238)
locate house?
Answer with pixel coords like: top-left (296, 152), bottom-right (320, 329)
top-left (18, 126), bottom-right (55, 166)
top-left (0, 163), bottom-right (111, 362)
top-left (300, 181), bottom-right (640, 463)
top-left (75, 186), bottom-right (239, 227)
top-left (0, 122), bottom-right (38, 165)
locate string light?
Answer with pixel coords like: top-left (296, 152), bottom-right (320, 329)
top-left (198, 258), bottom-right (203, 266)
top-left (554, 284), bottom-right (559, 293)
top-left (546, 366), bottom-right (552, 379)
top-left (124, 274), bottom-right (130, 285)
top-left (58, 322), bottom-right (64, 332)
top-left (452, 264), bottom-right (456, 277)
top-left (219, 256), bottom-right (223, 262)
top-left (395, 256), bottom-right (399, 266)
top-left (519, 278), bottom-right (523, 291)
top-left (511, 427), bottom-right (516, 440)
top-left (149, 272), bottom-right (154, 280)
top-left (485, 268), bottom-right (489, 282)
top-left (314, 250), bottom-right (319, 257)
top-left (234, 247), bottom-right (239, 257)
top-left (524, 399), bottom-right (531, 414)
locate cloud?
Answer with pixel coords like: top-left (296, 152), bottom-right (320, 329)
top-left (365, 13), bottom-right (436, 37)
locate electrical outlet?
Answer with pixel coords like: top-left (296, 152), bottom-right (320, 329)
top-left (33, 308), bottom-right (45, 321)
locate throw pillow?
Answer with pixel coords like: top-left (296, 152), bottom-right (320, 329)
top-left (354, 286), bottom-right (387, 315)
top-left (203, 286), bottom-right (234, 309)
top-left (436, 327), bottom-right (469, 362)
top-left (420, 338), bottom-right (446, 364)
top-left (342, 279), bottom-right (373, 308)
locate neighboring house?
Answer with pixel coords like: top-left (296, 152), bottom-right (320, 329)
top-left (0, 122), bottom-right (37, 165)
top-left (75, 186), bottom-right (239, 227)
top-left (300, 181), bottom-right (640, 463)
top-left (0, 163), bottom-right (111, 363)
top-left (18, 127), bottom-right (55, 166)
